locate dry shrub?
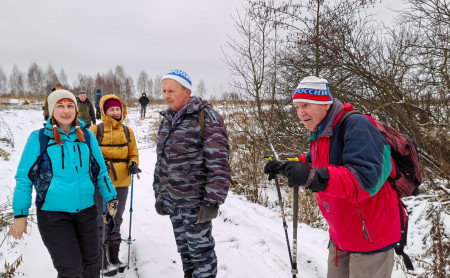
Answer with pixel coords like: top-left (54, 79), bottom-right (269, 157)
top-left (1, 255), bottom-right (23, 278)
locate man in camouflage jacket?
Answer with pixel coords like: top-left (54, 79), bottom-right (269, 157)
top-left (153, 69), bottom-right (231, 278)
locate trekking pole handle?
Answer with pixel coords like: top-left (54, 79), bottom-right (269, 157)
top-left (264, 155), bottom-right (274, 162)
top-left (286, 156), bottom-right (299, 162)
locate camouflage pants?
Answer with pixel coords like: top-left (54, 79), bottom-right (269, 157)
top-left (170, 210), bottom-right (217, 278)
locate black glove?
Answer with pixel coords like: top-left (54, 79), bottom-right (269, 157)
top-left (264, 160), bottom-right (287, 181)
top-left (128, 161), bottom-right (142, 175)
top-left (308, 168), bottom-right (330, 192)
top-left (155, 201), bottom-right (168, 216)
top-left (104, 199), bottom-right (118, 224)
top-left (284, 161), bottom-right (313, 187)
top-left (198, 203), bottom-right (219, 223)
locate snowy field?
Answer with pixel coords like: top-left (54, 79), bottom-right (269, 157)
top-left (0, 101), bottom-right (427, 277)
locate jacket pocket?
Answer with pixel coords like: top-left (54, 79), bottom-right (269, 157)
top-left (357, 209), bottom-right (373, 242)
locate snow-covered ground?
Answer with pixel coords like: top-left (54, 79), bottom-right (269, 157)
top-left (0, 101), bottom-right (425, 277)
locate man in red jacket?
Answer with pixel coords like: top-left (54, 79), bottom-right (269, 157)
top-left (265, 76), bottom-right (403, 277)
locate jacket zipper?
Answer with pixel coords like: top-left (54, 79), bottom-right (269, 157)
top-left (104, 176), bottom-right (111, 192)
top-left (77, 145), bottom-right (82, 167)
top-left (357, 209), bottom-right (372, 242)
top-left (61, 145), bottom-right (64, 169)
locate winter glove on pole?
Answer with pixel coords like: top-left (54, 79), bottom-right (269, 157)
top-left (104, 199), bottom-right (119, 224)
top-left (155, 201), bottom-right (168, 216)
top-left (198, 203), bottom-right (219, 223)
top-left (284, 162), bottom-right (330, 190)
top-left (128, 161), bottom-right (142, 175)
top-left (284, 161), bottom-right (312, 188)
top-left (264, 160), bottom-right (289, 181)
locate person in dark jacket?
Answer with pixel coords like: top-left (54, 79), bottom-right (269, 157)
top-left (264, 76), bottom-right (404, 278)
top-left (10, 89), bottom-right (118, 278)
top-left (77, 90), bottom-right (96, 128)
top-left (138, 92), bottom-right (150, 118)
top-left (153, 69), bottom-right (231, 278)
top-left (93, 89), bottom-right (102, 120)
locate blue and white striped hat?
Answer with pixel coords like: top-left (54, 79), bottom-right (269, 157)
top-left (161, 69), bottom-right (192, 90)
top-left (292, 76), bottom-right (333, 104)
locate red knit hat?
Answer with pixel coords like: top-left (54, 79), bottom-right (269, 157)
top-left (103, 99), bottom-right (121, 113)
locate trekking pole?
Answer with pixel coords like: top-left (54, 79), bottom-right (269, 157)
top-left (292, 186), bottom-right (299, 278)
top-left (101, 200), bottom-right (106, 278)
top-left (285, 155), bottom-right (300, 278)
top-left (264, 155), bottom-right (293, 268)
top-left (126, 174), bottom-right (135, 269)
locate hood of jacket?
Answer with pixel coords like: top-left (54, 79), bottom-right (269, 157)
top-left (99, 94), bottom-right (128, 128)
top-left (160, 96), bottom-right (211, 121)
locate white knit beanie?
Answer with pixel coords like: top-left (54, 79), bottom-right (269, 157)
top-left (47, 89), bottom-right (78, 117)
top-left (161, 69), bottom-right (192, 90)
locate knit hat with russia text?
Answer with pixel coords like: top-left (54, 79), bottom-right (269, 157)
top-left (161, 69), bottom-right (192, 90)
top-left (292, 76), bottom-right (333, 104)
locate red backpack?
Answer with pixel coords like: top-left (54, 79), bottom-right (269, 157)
top-left (337, 110), bottom-right (422, 271)
top-left (338, 111), bottom-right (422, 197)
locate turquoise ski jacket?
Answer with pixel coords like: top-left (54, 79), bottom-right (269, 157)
top-left (13, 117), bottom-right (117, 216)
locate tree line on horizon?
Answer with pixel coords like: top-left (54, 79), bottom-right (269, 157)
top-left (0, 64), bottom-right (209, 101)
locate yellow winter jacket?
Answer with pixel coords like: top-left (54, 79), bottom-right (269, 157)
top-left (89, 94), bottom-right (139, 188)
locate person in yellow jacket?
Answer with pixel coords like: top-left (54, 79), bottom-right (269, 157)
top-left (90, 94), bottom-right (141, 274)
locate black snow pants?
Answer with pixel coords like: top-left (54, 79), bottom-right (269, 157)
top-left (37, 205), bottom-right (100, 278)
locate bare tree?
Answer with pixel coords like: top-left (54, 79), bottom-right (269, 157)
top-left (153, 75), bottom-right (162, 99)
top-left (44, 65), bottom-right (58, 93)
top-left (147, 78), bottom-right (154, 99)
top-left (0, 66), bottom-right (7, 96)
top-left (27, 62), bottom-right (44, 97)
top-left (137, 70), bottom-right (150, 97)
top-left (222, 0), bottom-right (304, 204)
top-left (196, 79), bottom-right (207, 98)
top-left (58, 68), bottom-right (68, 88)
top-left (9, 65), bottom-right (26, 97)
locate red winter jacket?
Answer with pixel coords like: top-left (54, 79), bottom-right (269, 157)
top-left (300, 100), bottom-right (405, 253)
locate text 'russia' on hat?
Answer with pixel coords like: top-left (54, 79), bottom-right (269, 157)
top-left (292, 76), bottom-right (333, 104)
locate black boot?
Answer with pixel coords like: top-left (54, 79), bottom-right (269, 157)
top-left (108, 240), bottom-right (127, 273)
top-left (81, 263), bottom-right (99, 278)
top-left (184, 268), bottom-right (194, 278)
top-left (99, 246), bottom-right (118, 277)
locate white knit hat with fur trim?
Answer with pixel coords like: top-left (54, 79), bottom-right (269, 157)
top-left (47, 89), bottom-right (78, 117)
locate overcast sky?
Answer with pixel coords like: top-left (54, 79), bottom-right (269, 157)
top-left (0, 0), bottom-right (405, 97)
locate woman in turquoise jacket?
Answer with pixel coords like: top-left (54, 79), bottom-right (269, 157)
top-left (9, 89), bottom-right (118, 278)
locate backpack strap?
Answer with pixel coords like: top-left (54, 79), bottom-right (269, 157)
top-left (394, 196), bottom-right (414, 270)
top-left (96, 123), bottom-right (104, 145)
top-left (96, 123), bottom-right (131, 147)
top-left (199, 109), bottom-right (205, 141)
top-left (336, 111), bottom-right (361, 145)
top-left (123, 125), bottom-right (131, 143)
top-left (82, 128), bottom-right (91, 150)
top-left (38, 128), bottom-right (50, 156)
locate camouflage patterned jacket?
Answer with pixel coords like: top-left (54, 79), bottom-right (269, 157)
top-left (153, 97), bottom-right (231, 213)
